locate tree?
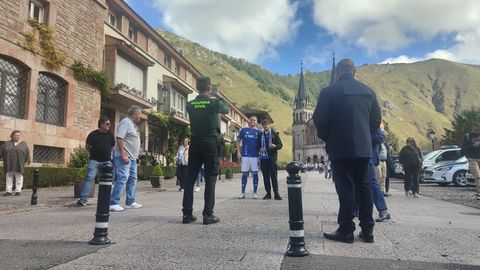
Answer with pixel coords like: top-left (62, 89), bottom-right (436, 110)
top-left (384, 122), bottom-right (400, 153)
top-left (442, 109), bottom-right (480, 145)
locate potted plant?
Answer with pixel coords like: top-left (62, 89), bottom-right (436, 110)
top-left (73, 164), bottom-right (94, 198)
top-left (150, 165), bottom-right (164, 188)
top-left (225, 167), bottom-right (234, 179)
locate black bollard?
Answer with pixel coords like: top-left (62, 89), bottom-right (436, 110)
top-left (31, 169), bottom-right (39, 205)
top-left (89, 162), bottom-right (113, 245)
top-left (285, 161), bottom-right (309, 257)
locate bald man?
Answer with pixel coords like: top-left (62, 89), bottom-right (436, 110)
top-left (313, 58), bottom-right (381, 243)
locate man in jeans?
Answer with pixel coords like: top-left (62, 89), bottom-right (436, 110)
top-left (110, 105), bottom-right (143, 212)
top-left (76, 116), bottom-right (115, 206)
top-left (462, 123), bottom-right (480, 200)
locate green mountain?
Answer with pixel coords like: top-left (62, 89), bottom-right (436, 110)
top-left (158, 30), bottom-right (480, 157)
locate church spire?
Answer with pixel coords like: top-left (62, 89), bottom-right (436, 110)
top-left (295, 61), bottom-right (306, 109)
top-left (329, 50), bottom-right (336, 85)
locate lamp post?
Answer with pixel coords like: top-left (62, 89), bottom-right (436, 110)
top-left (428, 130), bottom-right (436, 151)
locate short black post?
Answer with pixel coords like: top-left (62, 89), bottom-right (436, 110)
top-left (89, 162), bottom-right (113, 245)
top-left (30, 169), bottom-right (39, 205)
top-left (285, 161), bottom-right (309, 257)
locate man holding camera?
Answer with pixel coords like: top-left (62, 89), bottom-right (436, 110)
top-left (182, 77), bottom-right (229, 225)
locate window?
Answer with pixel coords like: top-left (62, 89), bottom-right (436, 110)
top-left (170, 89), bottom-right (185, 114)
top-left (0, 57), bottom-right (28, 118)
top-left (33, 145), bottom-right (64, 163)
top-left (128, 26), bottom-right (136, 41)
top-left (164, 54), bottom-right (171, 68)
top-left (115, 54), bottom-right (144, 93)
top-left (36, 73), bottom-right (67, 126)
top-left (108, 12), bottom-right (117, 28)
top-left (29, 0), bottom-right (45, 23)
top-left (175, 64), bottom-right (180, 75)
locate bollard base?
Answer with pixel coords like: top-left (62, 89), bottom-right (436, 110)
top-left (89, 236), bottom-right (111, 245)
top-left (286, 244), bottom-right (309, 257)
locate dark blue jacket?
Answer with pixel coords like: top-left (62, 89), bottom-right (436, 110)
top-left (313, 74), bottom-right (381, 161)
top-left (371, 128), bottom-right (385, 166)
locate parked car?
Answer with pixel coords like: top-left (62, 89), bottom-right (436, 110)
top-left (420, 147), bottom-right (463, 183)
top-left (422, 156), bottom-right (474, 186)
top-left (390, 155), bottom-right (404, 178)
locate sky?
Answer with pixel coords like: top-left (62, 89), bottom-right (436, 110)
top-left (125, 0), bottom-right (480, 75)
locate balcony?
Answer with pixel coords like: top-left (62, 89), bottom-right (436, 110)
top-left (169, 107), bottom-right (189, 125)
top-left (110, 83), bottom-right (153, 110)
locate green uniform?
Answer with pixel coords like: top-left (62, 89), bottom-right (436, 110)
top-left (187, 95), bottom-right (229, 137)
top-left (183, 94), bottom-right (229, 217)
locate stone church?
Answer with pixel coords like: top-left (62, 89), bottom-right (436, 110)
top-left (292, 56), bottom-right (335, 164)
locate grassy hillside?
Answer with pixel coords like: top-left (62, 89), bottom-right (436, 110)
top-left (159, 29), bottom-right (480, 154)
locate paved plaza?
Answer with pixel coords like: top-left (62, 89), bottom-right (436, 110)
top-left (1, 171), bottom-right (480, 269)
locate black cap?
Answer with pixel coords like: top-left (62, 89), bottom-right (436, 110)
top-left (196, 76), bottom-right (211, 91)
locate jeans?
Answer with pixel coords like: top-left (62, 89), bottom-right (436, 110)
top-left (80, 159), bottom-right (111, 201)
top-left (368, 162), bottom-right (388, 212)
top-left (110, 156), bottom-right (138, 206)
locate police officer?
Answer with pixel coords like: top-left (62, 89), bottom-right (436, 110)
top-left (182, 76), bottom-right (229, 225)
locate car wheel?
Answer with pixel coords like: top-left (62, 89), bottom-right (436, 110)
top-left (452, 170), bottom-right (468, 187)
top-left (437, 183), bottom-right (450, 187)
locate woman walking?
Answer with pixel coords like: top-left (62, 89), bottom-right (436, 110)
top-left (1, 130), bottom-right (30, 196)
top-left (399, 137), bottom-right (423, 198)
top-left (175, 138), bottom-right (190, 192)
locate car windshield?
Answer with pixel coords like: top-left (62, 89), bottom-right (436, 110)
top-left (423, 150), bottom-right (440, 160)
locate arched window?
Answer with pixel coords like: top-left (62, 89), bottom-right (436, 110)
top-left (0, 56), bottom-right (28, 118)
top-left (36, 73), bottom-right (67, 126)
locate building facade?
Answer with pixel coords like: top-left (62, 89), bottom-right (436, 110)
top-left (0, 0), bottom-right (106, 164)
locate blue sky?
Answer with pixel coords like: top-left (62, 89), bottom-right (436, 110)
top-left (126, 0), bottom-right (480, 75)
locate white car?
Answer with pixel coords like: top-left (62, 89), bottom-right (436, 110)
top-left (420, 147), bottom-right (463, 183)
top-left (422, 157), bottom-right (475, 186)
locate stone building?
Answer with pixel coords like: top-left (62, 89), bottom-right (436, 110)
top-left (0, 0), bottom-right (106, 164)
top-left (291, 57), bottom-right (336, 164)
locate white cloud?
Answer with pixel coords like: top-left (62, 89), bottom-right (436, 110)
top-left (312, 0), bottom-right (480, 64)
top-left (380, 55), bottom-right (422, 64)
top-left (152, 0), bottom-right (300, 62)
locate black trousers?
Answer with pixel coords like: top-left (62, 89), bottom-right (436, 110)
top-left (260, 158), bottom-right (279, 195)
top-left (177, 165), bottom-right (188, 189)
top-left (331, 158), bottom-right (374, 234)
top-left (404, 166), bottom-right (420, 193)
top-left (182, 137), bottom-right (219, 217)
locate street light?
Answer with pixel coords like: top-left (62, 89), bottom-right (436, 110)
top-left (428, 130), bottom-right (436, 151)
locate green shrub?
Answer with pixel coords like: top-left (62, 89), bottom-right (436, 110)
top-left (137, 165), bottom-right (154, 180)
top-left (163, 166), bottom-right (176, 179)
top-left (68, 146), bottom-right (89, 168)
top-left (0, 167), bottom-right (80, 190)
top-left (152, 165), bottom-right (163, 176)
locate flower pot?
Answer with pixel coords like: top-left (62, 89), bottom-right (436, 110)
top-left (150, 176), bottom-right (163, 188)
top-left (225, 172), bottom-right (233, 179)
top-left (74, 181), bottom-right (95, 198)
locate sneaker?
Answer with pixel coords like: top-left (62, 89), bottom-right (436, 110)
top-left (182, 214), bottom-right (197, 224)
top-left (405, 190), bottom-right (413, 197)
top-left (263, 194), bottom-right (271, 200)
top-left (252, 193), bottom-right (258, 199)
top-left (383, 192), bottom-right (391, 197)
top-left (76, 198), bottom-right (87, 207)
top-left (3, 192), bottom-right (12, 196)
top-left (125, 202), bottom-right (143, 209)
top-left (375, 213), bottom-right (391, 222)
top-left (413, 193), bottom-right (420, 198)
top-left (195, 187), bottom-right (200, 192)
top-left (14, 192), bottom-right (21, 196)
top-left (203, 214), bottom-right (220, 225)
top-left (109, 204), bottom-right (124, 212)
top-left (476, 193), bottom-right (480, 200)
top-left (238, 193), bottom-right (246, 199)
top-left (179, 188), bottom-right (184, 192)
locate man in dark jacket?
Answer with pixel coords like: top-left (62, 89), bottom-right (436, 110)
top-left (257, 119), bottom-right (283, 200)
top-left (313, 58), bottom-right (381, 243)
top-left (461, 123), bottom-right (480, 200)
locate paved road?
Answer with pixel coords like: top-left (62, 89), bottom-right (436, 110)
top-left (1, 171), bottom-right (479, 269)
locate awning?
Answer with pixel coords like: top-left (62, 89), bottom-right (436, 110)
top-left (163, 75), bottom-right (193, 95)
top-left (105, 35), bottom-right (155, 67)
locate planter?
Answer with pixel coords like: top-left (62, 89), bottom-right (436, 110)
top-left (74, 181), bottom-right (95, 198)
top-left (149, 176), bottom-right (164, 188)
top-left (225, 172), bottom-right (233, 179)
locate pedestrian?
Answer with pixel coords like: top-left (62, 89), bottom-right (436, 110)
top-left (257, 119), bottom-right (283, 200)
top-left (1, 130), bottom-right (30, 196)
top-left (324, 160), bottom-right (332, 180)
top-left (236, 115), bottom-right (260, 199)
top-left (399, 137), bottom-right (423, 198)
top-left (371, 127), bottom-right (391, 222)
top-left (384, 144), bottom-right (395, 197)
top-left (175, 137), bottom-right (190, 192)
top-left (182, 76), bottom-right (229, 225)
top-left (313, 58), bottom-right (381, 243)
top-left (76, 116), bottom-right (115, 206)
top-left (375, 121), bottom-right (388, 193)
top-left (461, 123), bottom-right (480, 200)
top-left (110, 105), bottom-right (143, 212)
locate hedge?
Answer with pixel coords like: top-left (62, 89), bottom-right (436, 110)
top-left (137, 165), bottom-right (176, 180)
top-left (0, 167), bottom-right (80, 190)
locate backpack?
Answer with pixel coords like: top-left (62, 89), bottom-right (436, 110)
top-left (378, 143), bottom-right (388, 161)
